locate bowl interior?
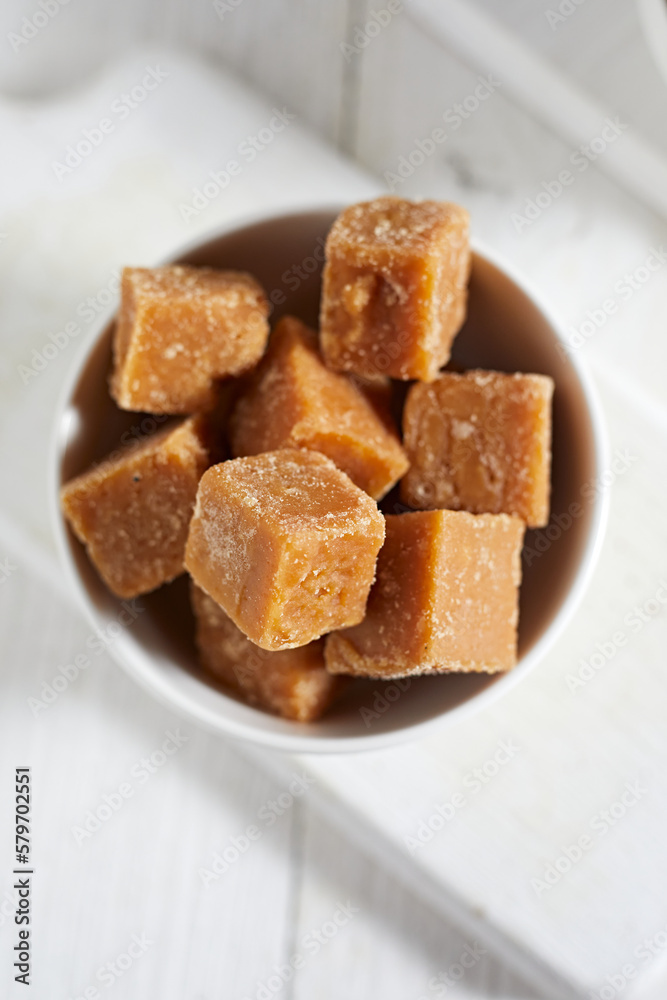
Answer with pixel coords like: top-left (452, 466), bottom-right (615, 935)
top-left (55, 209), bottom-right (600, 750)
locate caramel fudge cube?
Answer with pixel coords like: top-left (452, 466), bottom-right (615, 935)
top-left (185, 449), bottom-right (385, 651)
top-left (190, 583), bottom-right (344, 722)
top-left (111, 265), bottom-right (269, 414)
top-left (61, 417), bottom-right (210, 599)
top-left (401, 370), bottom-right (554, 528)
top-left (325, 509), bottom-right (525, 678)
top-left (230, 315), bottom-right (408, 499)
top-left (320, 197), bottom-right (470, 382)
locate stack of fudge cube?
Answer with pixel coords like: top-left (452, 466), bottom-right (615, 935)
top-left (61, 197), bottom-right (553, 723)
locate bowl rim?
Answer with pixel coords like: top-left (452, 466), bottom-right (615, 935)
top-left (50, 203), bottom-right (610, 754)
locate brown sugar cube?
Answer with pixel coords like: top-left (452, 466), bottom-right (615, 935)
top-left (190, 583), bottom-right (345, 722)
top-left (111, 265), bottom-right (270, 414)
top-left (185, 449), bottom-right (385, 651)
top-left (195, 378), bottom-right (242, 465)
top-left (325, 509), bottom-right (525, 678)
top-left (229, 315), bottom-right (409, 499)
top-left (320, 196), bottom-right (470, 382)
top-left (61, 417), bottom-right (211, 599)
top-left (401, 370), bottom-right (554, 528)
top-left (348, 372), bottom-right (395, 422)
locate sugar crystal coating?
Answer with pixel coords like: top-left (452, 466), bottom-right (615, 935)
top-left (190, 582), bottom-right (344, 721)
top-left (401, 370), bottom-right (553, 527)
top-left (61, 417), bottom-right (211, 598)
top-left (111, 265), bottom-right (269, 414)
top-left (185, 449), bottom-right (386, 651)
top-left (230, 315), bottom-right (409, 499)
top-left (325, 509), bottom-right (525, 678)
top-left (320, 197), bottom-right (470, 382)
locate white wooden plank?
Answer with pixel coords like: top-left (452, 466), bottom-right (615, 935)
top-left (290, 807), bottom-right (536, 1000)
top-left (0, 573), bottom-right (296, 1000)
top-left (0, 0), bottom-right (352, 149)
top-left (471, 0), bottom-right (667, 160)
top-left (189, 0), bottom-right (352, 149)
top-left (399, 0), bottom-right (667, 223)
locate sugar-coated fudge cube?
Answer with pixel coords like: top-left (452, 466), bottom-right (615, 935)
top-left (320, 197), bottom-right (470, 382)
top-left (325, 509), bottom-right (525, 678)
top-left (185, 449), bottom-right (385, 651)
top-left (229, 315), bottom-right (408, 499)
top-left (190, 583), bottom-right (344, 722)
top-left (401, 370), bottom-right (553, 528)
top-left (111, 265), bottom-right (269, 414)
top-left (61, 417), bottom-right (211, 598)
top-left (349, 372), bottom-right (395, 420)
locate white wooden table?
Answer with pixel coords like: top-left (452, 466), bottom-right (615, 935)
top-left (1, 4), bottom-right (667, 998)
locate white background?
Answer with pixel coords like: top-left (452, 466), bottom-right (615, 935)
top-left (1, 2), bottom-right (667, 998)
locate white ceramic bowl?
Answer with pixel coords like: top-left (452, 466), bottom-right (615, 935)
top-left (51, 206), bottom-right (609, 753)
